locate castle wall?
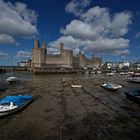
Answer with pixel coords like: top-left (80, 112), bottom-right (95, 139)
top-left (46, 49), bottom-right (73, 68)
top-left (32, 48), bottom-right (46, 68)
top-left (31, 39), bottom-right (101, 69)
top-left (85, 57), bottom-right (102, 68)
top-left (32, 48), bottom-right (42, 67)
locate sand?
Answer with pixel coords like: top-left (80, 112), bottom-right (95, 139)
top-left (0, 73), bottom-right (140, 140)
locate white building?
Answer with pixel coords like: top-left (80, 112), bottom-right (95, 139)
top-left (118, 61), bottom-right (130, 69)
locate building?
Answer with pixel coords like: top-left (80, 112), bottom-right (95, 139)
top-left (73, 52), bottom-right (102, 69)
top-left (17, 59), bottom-right (31, 67)
top-left (130, 62), bottom-right (140, 70)
top-left (118, 61), bottom-right (129, 69)
top-left (103, 61), bottom-right (130, 70)
top-left (32, 39), bottom-right (73, 68)
top-left (31, 39), bottom-right (102, 69)
top-left (103, 62), bottom-right (119, 69)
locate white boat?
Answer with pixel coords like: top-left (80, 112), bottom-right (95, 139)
top-left (97, 71), bottom-right (101, 74)
top-left (71, 84), bottom-right (82, 88)
top-left (107, 72), bottom-right (114, 76)
top-left (120, 72), bottom-right (125, 75)
top-left (101, 83), bottom-right (122, 91)
top-left (6, 76), bottom-right (19, 84)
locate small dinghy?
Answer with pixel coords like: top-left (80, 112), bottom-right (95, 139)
top-left (0, 95), bottom-right (34, 117)
top-left (120, 72), bottom-right (125, 75)
top-left (101, 83), bottom-right (122, 91)
top-left (6, 76), bottom-right (19, 84)
top-left (124, 89), bottom-right (140, 104)
top-left (71, 84), bottom-right (82, 88)
top-left (107, 72), bottom-right (114, 76)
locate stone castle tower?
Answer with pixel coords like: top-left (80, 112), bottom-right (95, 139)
top-left (32, 38), bottom-right (47, 67)
top-left (31, 39), bottom-right (73, 68)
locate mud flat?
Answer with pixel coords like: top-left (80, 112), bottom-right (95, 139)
top-left (0, 73), bottom-right (140, 140)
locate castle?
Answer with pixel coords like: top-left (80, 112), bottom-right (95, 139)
top-left (31, 39), bottom-right (102, 69)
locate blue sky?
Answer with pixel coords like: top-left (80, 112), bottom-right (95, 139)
top-left (0, 0), bottom-right (140, 65)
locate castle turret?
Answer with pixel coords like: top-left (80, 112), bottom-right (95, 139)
top-left (34, 38), bottom-right (40, 48)
top-left (43, 42), bottom-right (47, 54)
top-left (60, 43), bottom-right (64, 55)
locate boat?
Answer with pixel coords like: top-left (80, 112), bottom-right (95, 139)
top-left (91, 71), bottom-right (96, 74)
top-left (124, 89), bottom-right (140, 104)
top-left (101, 83), bottom-right (122, 91)
top-left (107, 72), bottom-right (114, 76)
top-left (130, 73), bottom-right (140, 77)
top-left (71, 84), bottom-right (82, 88)
top-left (120, 72), bottom-right (125, 75)
top-left (0, 95), bottom-right (34, 117)
top-left (97, 71), bottom-right (101, 74)
top-left (62, 78), bottom-right (66, 83)
top-left (127, 77), bottom-right (140, 83)
top-left (6, 76), bottom-right (19, 84)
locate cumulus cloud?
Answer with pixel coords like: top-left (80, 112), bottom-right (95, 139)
top-left (110, 12), bottom-right (132, 37)
top-left (0, 34), bottom-right (15, 44)
top-left (60, 20), bottom-right (100, 40)
top-left (50, 36), bottom-right (129, 53)
top-left (65, 0), bottom-right (91, 16)
top-left (50, 2), bottom-right (132, 56)
top-left (0, 0), bottom-right (38, 45)
top-left (47, 47), bottom-right (59, 54)
top-left (17, 50), bottom-right (31, 58)
top-left (0, 51), bottom-right (8, 59)
top-left (113, 49), bottom-right (130, 56)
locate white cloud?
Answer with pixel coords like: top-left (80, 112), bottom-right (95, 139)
top-left (50, 36), bottom-right (129, 53)
top-left (65, 0), bottom-right (91, 16)
top-left (47, 47), bottom-right (59, 54)
top-left (0, 0), bottom-right (38, 45)
top-left (0, 34), bottom-right (15, 44)
top-left (17, 50), bottom-right (31, 58)
top-left (83, 38), bottom-right (129, 52)
top-left (60, 20), bottom-right (100, 40)
top-left (110, 12), bottom-right (132, 37)
top-left (0, 51), bottom-right (8, 59)
top-left (50, 4), bottom-right (132, 56)
top-left (113, 49), bottom-right (130, 55)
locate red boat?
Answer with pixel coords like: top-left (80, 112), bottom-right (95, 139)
top-left (130, 73), bottom-right (140, 77)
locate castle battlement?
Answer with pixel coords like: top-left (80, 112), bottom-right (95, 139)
top-left (31, 39), bottom-right (102, 69)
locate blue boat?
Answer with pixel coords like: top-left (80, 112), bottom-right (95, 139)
top-left (125, 89), bottom-right (140, 104)
top-left (0, 95), bottom-right (34, 117)
top-left (101, 83), bottom-right (122, 91)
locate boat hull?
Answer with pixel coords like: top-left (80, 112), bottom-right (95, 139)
top-left (101, 84), bottom-right (122, 91)
top-left (71, 85), bottom-right (82, 88)
top-left (0, 98), bottom-right (34, 117)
